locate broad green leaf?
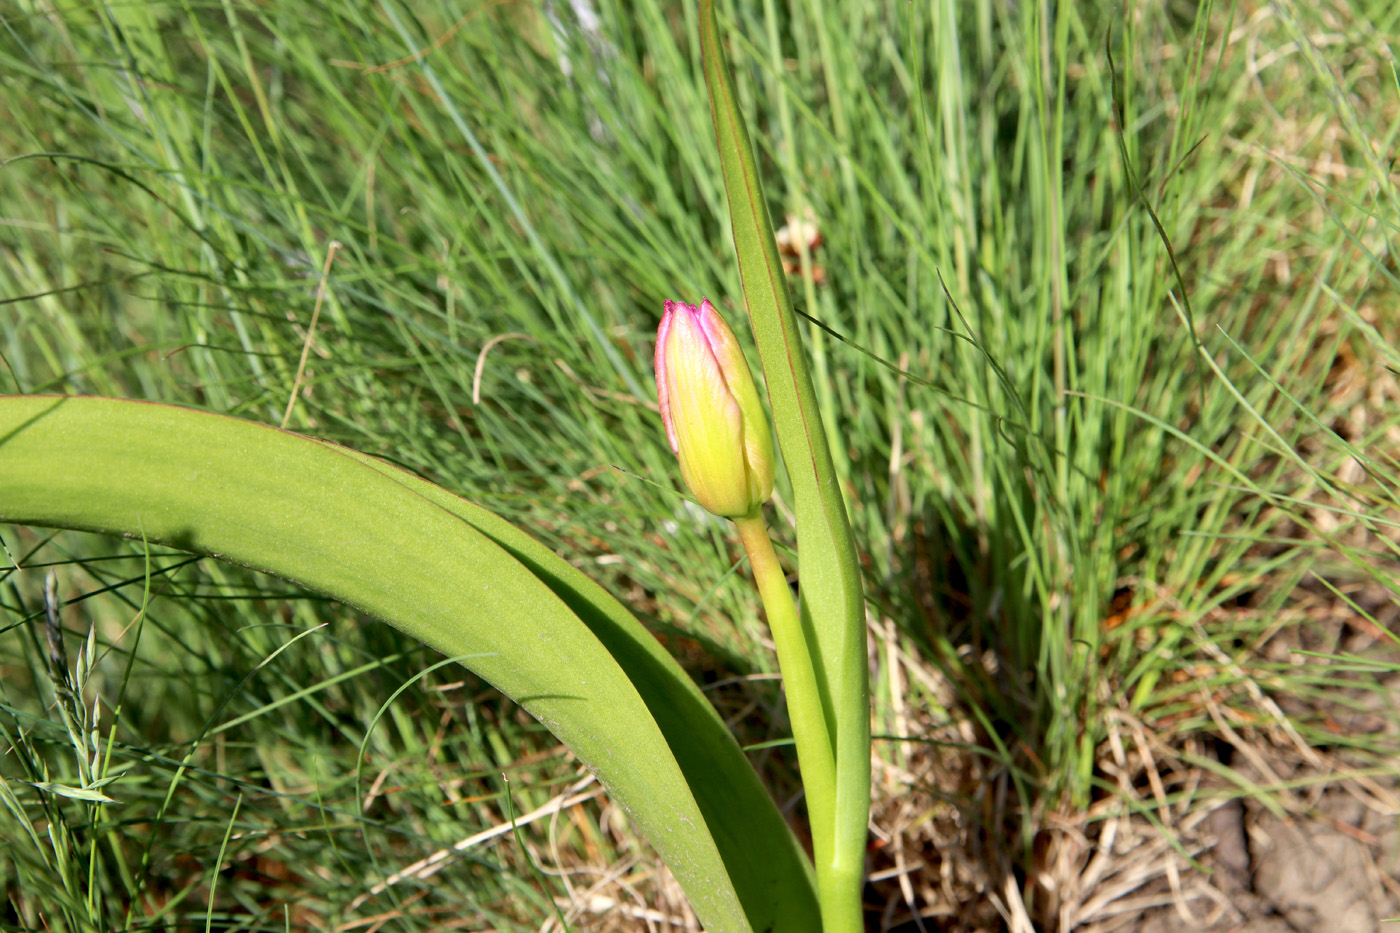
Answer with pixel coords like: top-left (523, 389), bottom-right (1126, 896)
top-left (0, 394), bottom-right (818, 933)
top-left (699, 3), bottom-right (870, 927)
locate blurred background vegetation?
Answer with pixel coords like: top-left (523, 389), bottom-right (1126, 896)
top-left (3, 0), bottom-right (1398, 929)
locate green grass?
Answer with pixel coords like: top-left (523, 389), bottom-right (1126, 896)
top-left (3, 0), bottom-right (1399, 929)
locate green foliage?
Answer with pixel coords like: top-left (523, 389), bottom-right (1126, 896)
top-left (3, 0), bottom-right (1398, 927)
top-left (0, 395), bottom-right (818, 932)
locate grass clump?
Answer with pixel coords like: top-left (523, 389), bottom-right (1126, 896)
top-left (3, 0), bottom-right (1399, 929)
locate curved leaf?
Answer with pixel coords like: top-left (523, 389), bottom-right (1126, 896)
top-left (0, 394), bottom-right (818, 933)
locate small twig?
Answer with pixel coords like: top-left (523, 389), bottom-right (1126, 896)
top-left (472, 333), bottom-right (535, 404)
top-left (281, 241), bottom-right (341, 429)
top-left (328, 1), bottom-right (511, 74)
top-left (349, 774), bottom-right (600, 910)
top-left (553, 359), bottom-right (658, 409)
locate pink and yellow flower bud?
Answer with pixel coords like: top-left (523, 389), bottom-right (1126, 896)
top-left (655, 298), bottom-right (774, 519)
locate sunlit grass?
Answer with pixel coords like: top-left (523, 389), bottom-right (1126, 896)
top-left (3, 0), bottom-right (1398, 927)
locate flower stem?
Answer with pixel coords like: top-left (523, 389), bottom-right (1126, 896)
top-left (734, 514), bottom-right (857, 932)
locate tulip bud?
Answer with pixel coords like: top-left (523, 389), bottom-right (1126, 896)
top-left (655, 298), bottom-right (775, 519)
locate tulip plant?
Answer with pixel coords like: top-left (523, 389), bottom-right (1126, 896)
top-left (656, 297), bottom-right (867, 931)
top-left (0, 3), bottom-right (868, 931)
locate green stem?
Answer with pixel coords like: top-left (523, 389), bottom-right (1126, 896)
top-left (735, 514), bottom-right (859, 933)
